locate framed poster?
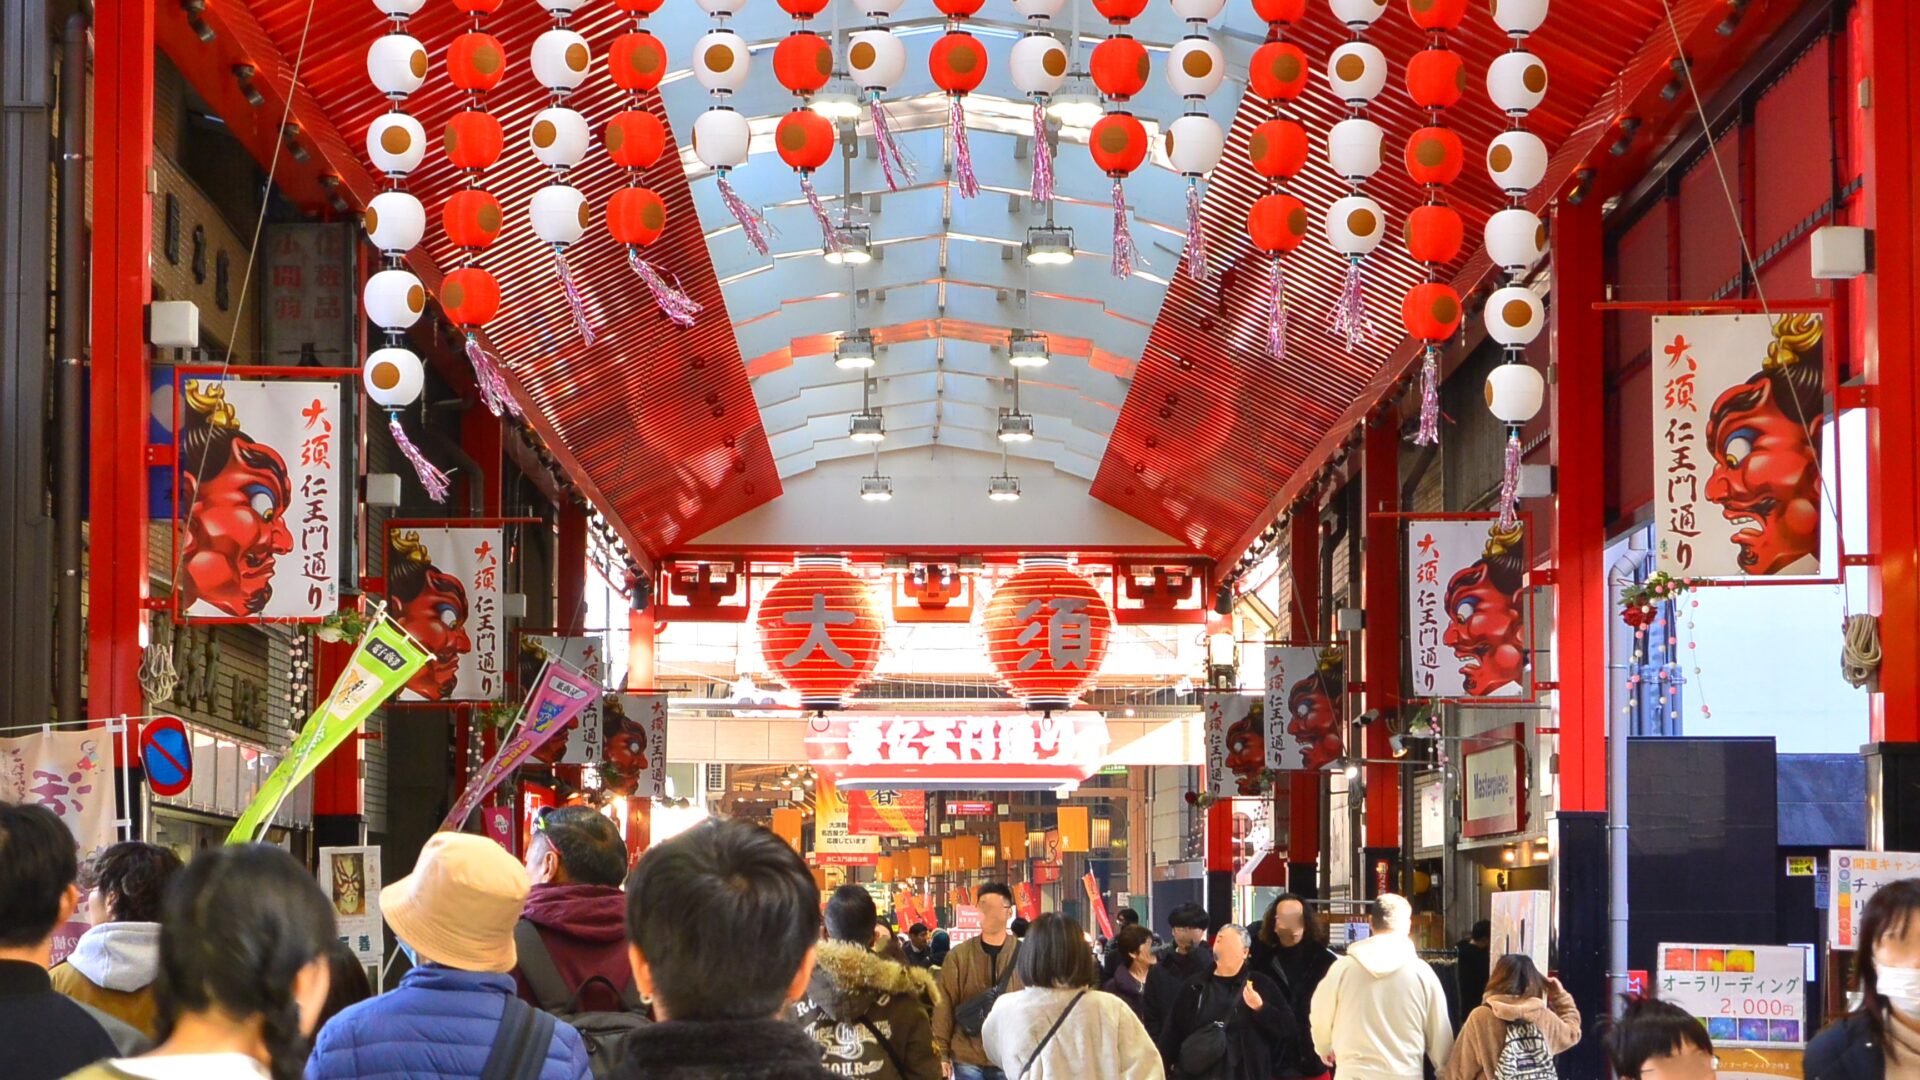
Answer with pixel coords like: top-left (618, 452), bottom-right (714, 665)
top-left (1656, 943), bottom-right (1810, 1048)
top-left (1202, 693), bottom-right (1265, 798)
top-left (1405, 517), bottom-right (1532, 700)
top-left (1263, 645), bottom-right (1346, 772)
top-left (385, 522), bottom-right (508, 702)
top-left (1461, 723), bottom-right (1527, 838)
top-left (172, 371), bottom-right (346, 622)
top-left (318, 845), bottom-right (384, 968)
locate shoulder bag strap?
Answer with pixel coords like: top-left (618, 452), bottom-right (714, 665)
top-left (513, 920), bottom-right (571, 1013)
top-left (1018, 990), bottom-right (1088, 1080)
top-left (858, 1016), bottom-right (910, 1078)
top-left (990, 941), bottom-right (1019, 992)
top-left (480, 995), bottom-right (558, 1080)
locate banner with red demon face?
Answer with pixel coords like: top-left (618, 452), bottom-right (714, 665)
top-left (386, 523), bottom-right (506, 702)
top-left (1406, 519), bottom-right (1531, 700)
top-left (1263, 646), bottom-right (1347, 771)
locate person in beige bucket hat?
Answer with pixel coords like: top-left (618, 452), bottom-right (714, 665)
top-left (307, 832), bottom-right (592, 1080)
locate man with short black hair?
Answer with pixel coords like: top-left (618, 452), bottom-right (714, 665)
top-left (933, 882), bottom-right (1022, 1080)
top-left (1144, 901), bottom-right (1215, 1047)
top-left (0, 803), bottom-right (150, 1080)
top-left (617, 818), bottom-right (835, 1079)
top-left (1452, 919), bottom-right (1491, 1029)
top-left (903, 924), bottom-right (934, 969)
top-left (517, 805), bottom-right (639, 1014)
top-left (793, 885), bottom-right (940, 1079)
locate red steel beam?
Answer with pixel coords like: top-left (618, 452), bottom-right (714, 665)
top-left (1361, 408), bottom-right (1401, 849)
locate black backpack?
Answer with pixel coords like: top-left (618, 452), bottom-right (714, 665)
top-left (514, 920), bottom-right (650, 1080)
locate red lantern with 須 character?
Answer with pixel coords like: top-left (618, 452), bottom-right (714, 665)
top-left (982, 557), bottom-right (1113, 711)
top-left (756, 557), bottom-right (886, 711)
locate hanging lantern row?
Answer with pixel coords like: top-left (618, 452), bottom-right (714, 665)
top-left (693, 0), bottom-right (774, 253)
top-left (1088, 0), bottom-right (1150, 278)
top-left (1008, 0), bottom-right (1066, 203)
top-left (1164, 0), bottom-right (1226, 281)
top-left (1244, 0), bottom-right (1308, 360)
top-left (606, 0), bottom-right (702, 325)
top-left (772, 0), bottom-right (842, 252)
top-left (1482, 0), bottom-right (1552, 529)
top-left (1399, 0), bottom-right (1469, 446)
top-left (361, 0), bottom-right (451, 502)
top-left (523, 0), bottom-right (601, 344)
top-left (849, 0), bottom-right (915, 191)
top-left (930, 0), bottom-right (989, 200)
top-left (1323, 0), bottom-right (1389, 351)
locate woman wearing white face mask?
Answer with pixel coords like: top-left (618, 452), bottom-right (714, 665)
top-left (1807, 879), bottom-right (1920, 1079)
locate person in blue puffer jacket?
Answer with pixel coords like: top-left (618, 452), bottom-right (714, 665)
top-left (306, 832), bottom-right (591, 1080)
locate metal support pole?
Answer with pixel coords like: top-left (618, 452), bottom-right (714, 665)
top-left (55, 13), bottom-right (86, 726)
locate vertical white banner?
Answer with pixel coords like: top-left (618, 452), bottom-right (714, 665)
top-left (0, 731), bottom-right (116, 856)
top-left (1202, 693), bottom-right (1263, 798)
top-left (609, 693), bottom-right (669, 798)
top-left (1405, 519), bottom-right (1530, 699)
top-left (1264, 646), bottom-right (1346, 771)
top-left (389, 525), bottom-right (507, 701)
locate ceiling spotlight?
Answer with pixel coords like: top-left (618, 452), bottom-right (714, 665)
top-left (1660, 57), bottom-right (1689, 102)
top-left (860, 473), bottom-right (894, 501)
top-left (824, 224), bottom-right (872, 266)
top-left (988, 473), bottom-right (1022, 502)
top-left (1046, 76), bottom-right (1103, 128)
top-left (849, 410), bottom-right (885, 443)
top-left (1716, 0), bottom-right (1746, 35)
top-left (1609, 117), bottom-right (1641, 158)
top-left (834, 329), bottom-right (876, 369)
top-left (1390, 733), bottom-right (1409, 758)
top-left (233, 65), bottom-right (265, 107)
top-left (997, 411), bottom-right (1035, 443)
top-left (810, 77), bottom-right (863, 121)
top-left (1024, 225), bottom-right (1075, 267)
top-left (1008, 329), bottom-right (1050, 368)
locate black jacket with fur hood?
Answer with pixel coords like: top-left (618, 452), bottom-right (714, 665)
top-left (791, 940), bottom-right (943, 1080)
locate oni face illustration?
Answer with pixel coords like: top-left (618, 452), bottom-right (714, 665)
top-left (1703, 375), bottom-right (1822, 575)
top-left (179, 382), bottom-right (294, 617)
top-left (331, 853), bottom-right (365, 916)
top-left (1286, 672), bottom-right (1343, 772)
top-left (1441, 562), bottom-right (1526, 696)
top-left (1224, 708), bottom-right (1266, 794)
top-left (389, 531), bottom-right (472, 700)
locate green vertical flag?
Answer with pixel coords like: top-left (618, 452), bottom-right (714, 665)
top-left (227, 617), bottom-right (427, 844)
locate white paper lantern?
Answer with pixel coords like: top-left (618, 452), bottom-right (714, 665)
top-left (847, 29), bottom-right (907, 91)
top-left (535, 0), bottom-right (584, 15)
top-left (367, 34), bottom-right (428, 97)
top-left (363, 346), bottom-right (425, 408)
top-left (1489, 0), bottom-right (1549, 37)
top-left (529, 107), bottom-right (591, 170)
top-left (1012, 0), bottom-right (1067, 18)
top-left (1328, 0), bottom-right (1389, 29)
top-left (1328, 118), bottom-right (1384, 181)
top-left (363, 269), bottom-right (426, 330)
top-left (1485, 286), bottom-right (1546, 348)
top-left (692, 108), bottom-right (752, 170)
top-left (1170, 0), bottom-right (1227, 21)
top-left (371, 0), bottom-right (425, 18)
top-left (530, 184), bottom-right (589, 247)
top-left (1165, 38), bottom-right (1225, 99)
top-left (1009, 34), bottom-right (1068, 97)
top-left (1325, 194), bottom-right (1385, 256)
top-left (860, 0), bottom-right (906, 14)
top-left (1486, 130), bottom-right (1548, 195)
top-left (1485, 208), bottom-right (1547, 273)
top-left (366, 112), bottom-right (427, 175)
top-left (363, 191), bottom-right (425, 253)
top-left (1326, 42), bottom-right (1387, 105)
top-left (1164, 114), bottom-right (1224, 177)
top-left (1488, 50), bottom-right (1548, 116)
top-left (1484, 360), bottom-right (1545, 422)
top-left (531, 29), bottom-right (592, 93)
top-left (693, 30), bottom-right (752, 94)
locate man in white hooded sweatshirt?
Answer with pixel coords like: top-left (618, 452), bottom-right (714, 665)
top-left (1308, 894), bottom-right (1453, 1080)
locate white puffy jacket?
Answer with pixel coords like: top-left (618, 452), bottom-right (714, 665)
top-left (1308, 932), bottom-right (1455, 1080)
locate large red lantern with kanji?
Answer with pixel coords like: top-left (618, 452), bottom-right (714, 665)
top-left (757, 557), bottom-right (886, 711)
top-left (982, 557), bottom-right (1114, 711)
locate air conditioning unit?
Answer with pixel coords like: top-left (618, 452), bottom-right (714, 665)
top-left (705, 763), bottom-right (727, 793)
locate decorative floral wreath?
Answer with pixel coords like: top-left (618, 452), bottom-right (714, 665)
top-left (1619, 571), bottom-right (1697, 629)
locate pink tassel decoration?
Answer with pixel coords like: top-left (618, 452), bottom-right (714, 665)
top-left (870, 96), bottom-right (916, 192)
top-left (388, 410), bottom-right (451, 504)
top-left (1415, 346), bottom-right (1440, 446)
top-left (1030, 101), bottom-right (1053, 204)
top-left (949, 96), bottom-right (979, 199)
top-left (552, 248), bottom-right (597, 347)
top-left (464, 333), bottom-right (517, 419)
top-left (626, 249), bottom-right (703, 328)
top-left (1109, 179), bottom-right (1141, 279)
top-left (1183, 180), bottom-right (1210, 281)
top-left (1331, 256), bottom-right (1376, 351)
top-left (798, 174), bottom-right (842, 256)
top-left (715, 173), bottom-right (772, 256)
top-left (1266, 259), bottom-right (1288, 362)
top-left (1496, 426), bottom-right (1522, 530)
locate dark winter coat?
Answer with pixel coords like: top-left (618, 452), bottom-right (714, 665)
top-left (613, 1017), bottom-right (838, 1080)
top-left (0, 959), bottom-right (145, 1080)
top-left (306, 963), bottom-right (591, 1080)
top-left (1806, 1011), bottom-right (1920, 1080)
top-left (514, 883), bottom-right (636, 1013)
top-left (791, 941), bottom-right (942, 1080)
top-left (1159, 970), bottom-right (1295, 1080)
top-left (1144, 943), bottom-right (1215, 1059)
top-left (1247, 935), bottom-right (1337, 1077)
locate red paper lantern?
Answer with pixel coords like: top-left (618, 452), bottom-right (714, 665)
top-left (613, 0), bottom-right (665, 12)
top-left (1249, 41), bottom-right (1308, 102)
top-left (1089, 112), bottom-right (1147, 177)
top-left (1249, 192), bottom-right (1310, 254)
top-left (606, 109), bottom-right (666, 170)
top-left (1401, 282), bottom-right (1462, 341)
top-left (773, 31), bottom-right (833, 95)
top-left (1093, 0), bottom-right (1148, 22)
top-left (934, 0), bottom-right (985, 14)
top-left (756, 558), bottom-right (886, 710)
top-left (440, 267), bottom-right (501, 327)
top-left (443, 189), bottom-right (503, 249)
top-left (1406, 48), bottom-right (1464, 109)
top-left (1252, 0), bottom-right (1307, 21)
top-left (777, 0), bottom-right (829, 14)
top-left (929, 31), bottom-right (988, 94)
top-left (1090, 36), bottom-right (1149, 100)
top-left (1407, 0), bottom-right (1468, 30)
top-left (1248, 118), bottom-right (1309, 179)
top-left (607, 186), bottom-right (667, 247)
top-left (609, 31), bottom-right (668, 93)
top-left (982, 557), bottom-right (1114, 711)
top-left (1406, 125), bottom-right (1464, 185)
top-left (775, 108), bottom-right (835, 172)
top-left (1404, 204), bottom-right (1464, 263)
top-left (444, 110), bottom-right (504, 170)
top-left (451, 0), bottom-right (502, 13)
top-left (448, 33), bottom-right (507, 92)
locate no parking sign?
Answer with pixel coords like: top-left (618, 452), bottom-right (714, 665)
top-left (139, 717), bottom-right (193, 797)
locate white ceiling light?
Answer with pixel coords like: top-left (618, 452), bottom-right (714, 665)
top-left (824, 224), bottom-right (872, 266)
top-left (1024, 225), bottom-right (1074, 266)
top-left (849, 410), bottom-right (885, 442)
top-left (810, 76), bottom-right (863, 121)
top-left (1046, 74), bottom-right (1102, 127)
top-left (988, 473), bottom-right (1022, 501)
top-left (860, 473), bottom-right (894, 501)
top-left (997, 411), bottom-right (1036, 443)
top-left (1008, 329), bottom-right (1050, 368)
top-left (834, 329), bottom-right (876, 369)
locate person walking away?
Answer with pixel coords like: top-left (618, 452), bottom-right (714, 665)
top-left (1101, 924), bottom-right (1161, 1024)
top-left (904, 925), bottom-right (936, 970)
top-left (307, 831), bottom-right (591, 1080)
top-left (934, 883), bottom-right (1023, 1080)
top-left (62, 845), bottom-right (336, 1080)
top-left (518, 807), bottom-right (641, 1012)
top-left (1604, 996), bottom-right (1718, 1079)
top-left (1441, 954), bottom-right (1580, 1080)
top-left (1144, 903), bottom-right (1215, 1058)
top-left (1454, 922), bottom-right (1491, 1030)
top-left (1159, 924), bottom-right (1292, 1080)
top-left (1308, 894), bottom-right (1453, 1080)
top-left (51, 842), bottom-right (183, 1039)
top-left (1806, 878), bottom-right (1920, 1080)
top-left (981, 913), bottom-right (1163, 1080)
top-left (792, 884), bottom-right (940, 1079)
top-left (614, 818), bottom-right (835, 1079)
top-left (1248, 893), bottom-right (1335, 1078)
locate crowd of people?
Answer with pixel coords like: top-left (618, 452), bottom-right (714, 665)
top-left (5, 800), bottom-right (1920, 1079)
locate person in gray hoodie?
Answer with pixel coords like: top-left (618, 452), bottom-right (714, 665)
top-left (793, 885), bottom-right (941, 1079)
top-left (1308, 894), bottom-right (1454, 1080)
top-left (51, 841), bottom-right (182, 1039)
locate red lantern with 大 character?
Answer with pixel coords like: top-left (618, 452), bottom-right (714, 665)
top-left (982, 557), bottom-right (1114, 711)
top-left (756, 557), bottom-right (886, 711)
